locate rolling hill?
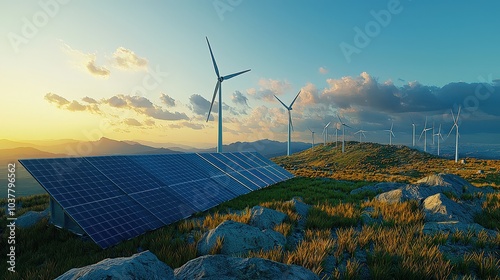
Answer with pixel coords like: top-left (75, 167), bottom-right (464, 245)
top-left (274, 141), bottom-right (500, 187)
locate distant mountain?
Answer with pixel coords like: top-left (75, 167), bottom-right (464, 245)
top-left (0, 147), bottom-right (66, 162)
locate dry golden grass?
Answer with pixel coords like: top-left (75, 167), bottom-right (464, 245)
top-left (209, 236), bottom-right (224, 255)
top-left (362, 199), bottom-right (425, 226)
top-left (345, 258), bottom-right (362, 280)
top-left (335, 227), bottom-right (357, 258)
top-left (463, 251), bottom-right (500, 279)
top-left (202, 208), bottom-right (252, 229)
top-left (274, 222), bottom-right (292, 237)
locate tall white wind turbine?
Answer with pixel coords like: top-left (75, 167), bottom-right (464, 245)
top-left (337, 115), bottom-right (352, 153)
top-left (419, 117), bottom-right (432, 152)
top-left (322, 122), bottom-right (331, 145)
top-left (354, 130), bottom-right (367, 143)
top-left (434, 124), bottom-right (444, 156)
top-left (206, 37), bottom-right (251, 153)
top-left (384, 122), bottom-right (395, 145)
top-left (308, 128), bottom-right (315, 148)
top-left (448, 106), bottom-right (461, 162)
top-left (335, 125), bottom-right (340, 148)
top-left (274, 91), bottom-right (302, 156)
top-left (410, 117), bottom-right (416, 147)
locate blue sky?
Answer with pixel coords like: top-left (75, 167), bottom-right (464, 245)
top-left (1, 0), bottom-right (499, 148)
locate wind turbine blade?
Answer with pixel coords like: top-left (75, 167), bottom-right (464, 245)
top-left (345, 124), bottom-right (353, 129)
top-left (206, 81), bottom-right (220, 122)
top-left (308, 128), bottom-right (313, 133)
top-left (274, 95), bottom-right (289, 109)
top-left (337, 114), bottom-right (343, 124)
top-left (391, 131), bottom-right (395, 137)
top-left (288, 110), bottom-right (294, 131)
top-left (289, 90), bottom-right (301, 108)
top-left (447, 125), bottom-right (455, 138)
top-left (223, 69), bottom-right (251, 80)
top-left (456, 106), bottom-right (461, 122)
top-left (390, 122), bottom-right (394, 130)
top-left (450, 109), bottom-right (456, 123)
top-left (424, 117), bottom-right (428, 129)
top-left (325, 122), bottom-right (331, 128)
top-left (419, 129), bottom-right (425, 141)
top-left (206, 37), bottom-right (220, 78)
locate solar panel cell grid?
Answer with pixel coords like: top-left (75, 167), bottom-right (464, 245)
top-left (211, 174), bottom-right (252, 195)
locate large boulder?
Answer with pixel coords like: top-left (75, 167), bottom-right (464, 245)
top-left (55, 251), bottom-right (174, 280)
top-left (197, 220), bottom-right (286, 256)
top-left (249, 206), bottom-right (287, 230)
top-left (417, 173), bottom-right (472, 191)
top-left (422, 193), bottom-right (476, 223)
top-left (16, 208), bottom-right (50, 228)
top-left (289, 197), bottom-right (311, 218)
top-left (175, 254), bottom-right (319, 280)
top-left (422, 221), bottom-right (497, 236)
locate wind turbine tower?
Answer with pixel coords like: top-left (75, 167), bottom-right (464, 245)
top-left (384, 122), bottom-right (395, 145)
top-left (308, 128), bottom-right (315, 148)
top-left (206, 37), bottom-right (251, 153)
top-left (448, 106), bottom-right (461, 162)
top-left (337, 115), bottom-right (352, 153)
top-left (354, 130), bottom-right (367, 143)
top-left (411, 117), bottom-right (416, 147)
top-left (434, 124), bottom-right (444, 156)
top-left (274, 91), bottom-right (302, 156)
top-left (419, 117), bottom-right (432, 152)
top-left (322, 122), bottom-right (331, 145)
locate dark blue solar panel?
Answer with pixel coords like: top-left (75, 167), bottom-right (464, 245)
top-left (247, 169), bottom-right (274, 186)
top-left (265, 166), bottom-right (287, 181)
top-left (239, 152), bottom-right (269, 167)
top-left (130, 154), bottom-right (208, 185)
top-left (270, 164), bottom-right (294, 179)
top-left (86, 156), bottom-right (164, 194)
top-left (65, 195), bottom-right (163, 248)
top-left (238, 170), bottom-right (266, 189)
top-left (232, 152), bottom-right (265, 167)
top-left (180, 153), bottom-right (226, 177)
top-left (221, 153), bottom-right (254, 170)
top-left (258, 167), bottom-right (282, 183)
top-left (19, 158), bottom-right (124, 208)
top-left (211, 175), bottom-right (252, 195)
top-left (129, 188), bottom-right (196, 225)
top-left (210, 153), bottom-right (245, 171)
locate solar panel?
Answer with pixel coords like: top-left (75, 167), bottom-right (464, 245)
top-left (65, 195), bottom-right (164, 248)
top-left (20, 152), bottom-right (293, 248)
top-left (86, 156), bottom-right (164, 194)
top-left (19, 158), bottom-right (124, 209)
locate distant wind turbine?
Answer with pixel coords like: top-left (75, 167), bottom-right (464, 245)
top-left (434, 124), bottom-right (444, 156)
top-left (334, 125), bottom-right (340, 148)
top-left (308, 128), bottom-right (315, 148)
top-left (322, 122), bottom-right (331, 145)
top-left (410, 116), bottom-right (416, 147)
top-left (206, 37), bottom-right (251, 153)
top-left (354, 130), bottom-right (367, 143)
top-left (419, 117), bottom-right (432, 152)
top-left (337, 115), bottom-right (352, 153)
top-left (384, 122), bottom-right (395, 145)
top-left (448, 106), bottom-right (461, 162)
top-left (432, 121), bottom-right (436, 145)
top-left (274, 91), bottom-right (302, 156)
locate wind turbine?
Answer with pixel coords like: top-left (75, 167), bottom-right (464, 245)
top-left (419, 117), bottom-right (432, 152)
top-left (337, 115), bottom-right (352, 153)
top-left (448, 106), bottom-right (461, 162)
top-left (274, 91), bottom-right (302, 156)
top-left (410, 116), bottom-right (416, 147)
top-left (334, 124), bottom-right (340, 148)
top-left (354, 130), bottom-right (367, 143)
top-left (384, 122), bottom-right (395, 145)
top-left (434, 124), bottom-right (444, 156)
top-left (322, 122), bottom-right (331, 145)
top-left (206, 37), bottom-right (251, 153)
top-left (308, 128), bottom-right (315, 148)
top-left (432, 121), bottom-right (436, 145)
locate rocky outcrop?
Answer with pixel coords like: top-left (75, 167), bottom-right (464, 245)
top-left (351, 182), bottom-right (406, 195)
top-left (289, 197), bottom-right (311, 218)
top-left (55, 251), bottom-right (174, 280)
top-left (175, 254), bottom-right (319, 280)
top-left (197, 220), bottom-right (286, 256)
top-left (422, 193), bottom-right (475, 223)
top-left (249, 206), bottom-right (287, 230)
top-left (16, 208), bottom-right (49, 228)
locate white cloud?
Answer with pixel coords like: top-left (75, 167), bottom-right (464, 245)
top-left (112, 47), bottom-right (148, 71)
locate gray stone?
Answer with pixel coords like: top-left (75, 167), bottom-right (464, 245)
top-left (422, 193), bottom-right (475, 223)
top-left (375, 189), bottom-right (404, 204)
top-left (416, 173), bottom-right (473, 196)
top-left (175, 254), bottom-right (319, 280)
top-left (197, 220), bottom-right (286, 256)
top-left (351, 182), bottom-right (406, 195)
top-left (289, 197), bottom-right (311, 218)
top-left (56, 251), bottom-right (174, 280)
top-left (249, 206), bottom-right (287, 230)
top-left (16, 208), bottom-right (50, 228)
top-left (422, 222), bottom-right (497, 237)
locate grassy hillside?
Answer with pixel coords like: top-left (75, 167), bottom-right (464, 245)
top-left (274, 141), bottom-right (500, 187)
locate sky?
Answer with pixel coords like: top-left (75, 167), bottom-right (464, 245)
top-left (1, 0), bottom-right (499, 149)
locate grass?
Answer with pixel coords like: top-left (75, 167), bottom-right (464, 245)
top-left (474, 193), bottom-right (500, 231)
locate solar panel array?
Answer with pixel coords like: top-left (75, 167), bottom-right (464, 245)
top-left (19, 152), bottom-right (293, 248)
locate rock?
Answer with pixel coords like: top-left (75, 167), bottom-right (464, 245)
top-left (360, 207), bottom-right (379, 225)
top-left (422, 193), bottom-right (475, 223)
top-left (375, 189), bottom-right (404, 204)
top-left (16, 208), bottom-right (50, 228)
top-left (250, 206), bottom-right (287, 230)
top-left (477, 170), bottom-right (484, 174)
top-left (351, 182), bottom-right (406, 195)
top-left (289, 197), bottom-right (311, 218)
top-left (56, 251), bottom-right (174, 280)
top-left (175, 254), bottom-right (319, 280)
top-left (416, 173), bottom-right (473, 195)
top-left (197, 220), bottom-right (286, 256)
